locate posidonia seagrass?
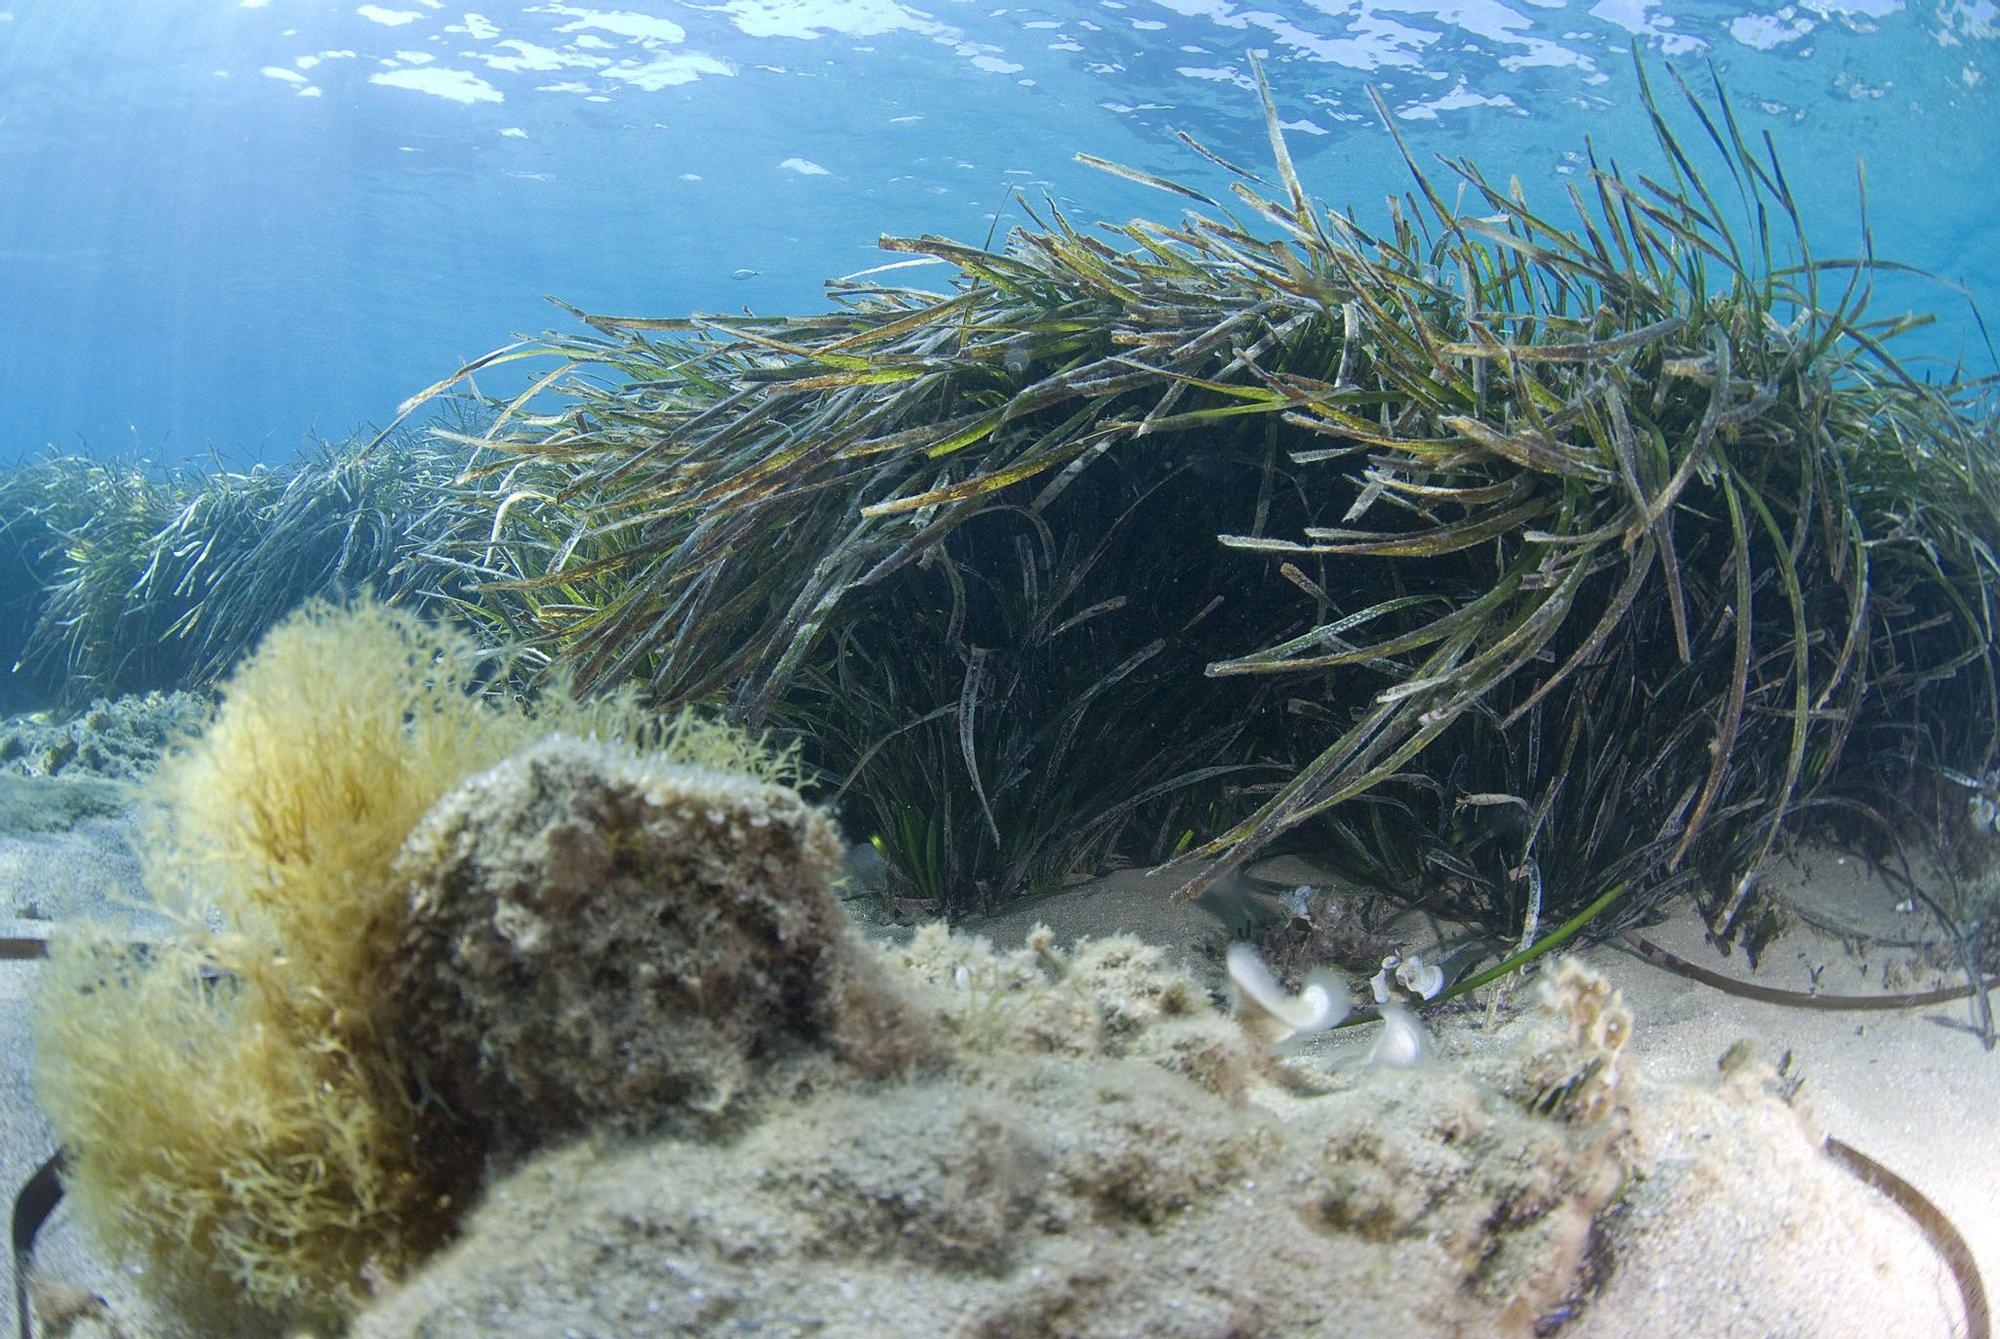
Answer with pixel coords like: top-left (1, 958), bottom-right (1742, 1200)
top-left (25, 50), bottom-right (1986, 975)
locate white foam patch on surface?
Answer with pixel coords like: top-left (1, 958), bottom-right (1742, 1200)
top-left (1143, 0), bottom-right (1615, 78)
top-left (708, 0), bottom-right (1029, 79)
top-left (1140, 0), bottom-right (1397, 68)
top-left (1730, 12), bottom-right (1814, 48)
top-left (500, 126), bottom-right (527, 137)
top-left (369, 65), bottom-right (505, 102)
top-left (1951, 5), bottom-right (1996, 42)
top-left (1175, 63), bottom-right (1246, 84)
top-left (543, 4), bottom-right (688, 44)
top-left (1394, 78), bottom-right (1520, 119)
top-left (778, 156), bottom-right (830, 174)
top-left (1588, 0), bottom-right (1704, 54)
top-left (297, 85), bottom-right (324, 97)
top-left (456, 12), bottom-right (499, 40)
top-left (260, 65), bottom-right (309, 83)
top-left (474, 40), bottom-right (606, 73)
top-left (395, 49), bottom-right (435, 63)
top-left (1498, 42), bottom-right (1594, 72)
top-left (357, 4), bottom-right (425, 26)
top-left (1409, 0), bottom-right (1601, 71)
top-left (602, 53), bottom-right (734, 89)
top-left (716, 0), bottom-right (930, 40)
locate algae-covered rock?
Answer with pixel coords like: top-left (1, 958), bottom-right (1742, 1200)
top-left (28, 599), bottom-right (821, 1337)
top-left (386, 733), bottom-right (933, 1148)
top-left (350, 935), bottom-right (1645, 1339)
top-left (350, 997), bottom-right (1626, 1339)
top-left (0, 692), bottom-right (208, 781)
top-left (349, 938), bottom-right (1948, 1339)
top-left (0, 773), bottom-right (131, 835)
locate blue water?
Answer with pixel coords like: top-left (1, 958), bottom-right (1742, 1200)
top-left (0, 0), bottom-right (1993, 461)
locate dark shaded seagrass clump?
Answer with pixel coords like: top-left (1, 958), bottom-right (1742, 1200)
top-left (395, 54), bottom-right (1999, 964)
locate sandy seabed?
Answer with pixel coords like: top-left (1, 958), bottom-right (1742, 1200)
top-left (1, 779), bottom-right (1992, 1339)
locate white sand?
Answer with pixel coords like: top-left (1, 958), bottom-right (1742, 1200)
top-left (1, 814), bottom-right (166, 1337)
top-left (973, 848), bottom-right (1996, 1337)
top-left (4, 813), bottom-right (1993, 1338)
top-left (1574, 849), bottom-right (1996, 1336)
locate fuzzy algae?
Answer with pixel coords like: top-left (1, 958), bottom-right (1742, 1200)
top-left (29, 598), bottom-right (805, 1333)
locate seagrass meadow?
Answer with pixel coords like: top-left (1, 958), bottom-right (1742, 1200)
top-left (0, 428), bottom-right (483, 711)
top-left (7, 55), bottom-right (1999, 984)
